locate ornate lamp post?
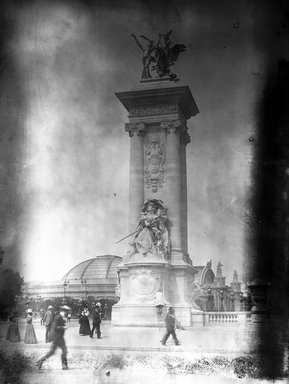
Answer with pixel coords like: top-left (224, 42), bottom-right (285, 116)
top-left (63, 279), bottom-right (70, 304)
top-left (230, 292), bottom-right (235, 311)
top-left (239, 291), bottom-right (245, 311)
top-left (81, 278), bottom-right (87, 300)
top-left (206, 287), bottom-right (214, 311)
top-left (219, 290), bottom-right (225, 311)
top-left (35, 295), bottom-right (42, 313)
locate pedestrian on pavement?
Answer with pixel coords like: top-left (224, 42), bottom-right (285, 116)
top-left (43, 305), bottom-right (54, 343)
top-left (79, 306), bottom-right (91, 335)
top-left (5, 311), bottom-right (21, 342)
top-left (161, 307), bottom-right (180, 346)
top-left (40, 309), bottom-right (45, 325)
top-left (103, 303), bottom-right (108, 320)
top-left (36, 305), bottom-right (71, 370)
top-left (24, 309), bottom-right (37, 344)
top-left (96, 302), bottom-right (102, 319)
top-left (90, 306), bottom-right (102, 339)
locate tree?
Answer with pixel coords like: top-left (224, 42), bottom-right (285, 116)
top-left (0, 268), bottom-right (24, 311)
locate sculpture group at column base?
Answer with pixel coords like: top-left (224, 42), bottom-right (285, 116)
top-left (125, 252), bottom-right (169, 264)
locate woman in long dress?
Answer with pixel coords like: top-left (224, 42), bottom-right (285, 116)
top-left (79, 307), bottom-right (91, 335)
top-left (6, 312), bottom-right (21, 342)
top-left (24, 309), bottom-right (37, 344)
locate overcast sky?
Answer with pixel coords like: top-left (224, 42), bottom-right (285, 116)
top-left (0, 0), bottom-right (288, 282)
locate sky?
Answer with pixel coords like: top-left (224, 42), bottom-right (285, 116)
top-left (0, 0), bottom-right (288, 282)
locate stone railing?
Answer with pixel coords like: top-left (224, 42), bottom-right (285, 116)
top-left (206, 311), bottom-right (250, 324)
top-left (191, 311), bottom-right (251, 326)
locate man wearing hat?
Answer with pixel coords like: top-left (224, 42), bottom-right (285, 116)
top-left (161, 307), bottom-right (180, 346)
top-left (90, 306), bottom-right (102, 339)
top-left (37, 305), bottom-right (71, 370)
top-left (43, 305), bottom-right (54, 343)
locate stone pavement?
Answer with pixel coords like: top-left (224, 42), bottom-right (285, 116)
top-left (0, 319), bottom-right (288, 384)
top-left (1, 318), bottom-right (253, 353)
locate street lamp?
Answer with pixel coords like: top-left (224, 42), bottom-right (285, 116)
top-left (230, 292), bottom-right (235, 311)
top-left (35, 295), bottom-right (42, 313)
top-left (81, 278), bottom-right (87, 299)
top-left (219, 290), bottom-right (225, 311)
top-left (63, 279), bottom-right (70, 303)
top-left (239, 291), bottom-right (245, 311)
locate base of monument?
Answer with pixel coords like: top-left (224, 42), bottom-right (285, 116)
top-left (111, 303), bottom-right (195, 327)
top-left (111, 304), bottom-right (166, 327)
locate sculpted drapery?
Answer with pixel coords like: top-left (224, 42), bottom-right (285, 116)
top-left (129, 199), bottom-right (170, 260)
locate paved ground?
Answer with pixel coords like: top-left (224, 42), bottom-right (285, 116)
top-left (1, 318), bottom-right (253, 352)
top-left (0, 319), bottom-right (288, 384)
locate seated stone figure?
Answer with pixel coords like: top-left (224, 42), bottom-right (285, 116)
top-left (128, 199), bottom-right (170, 260)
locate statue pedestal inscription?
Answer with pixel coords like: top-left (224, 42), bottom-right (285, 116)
top-left (112, 83), bottom-right (201, 327)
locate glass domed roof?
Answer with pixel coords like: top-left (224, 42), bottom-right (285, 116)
top-left (62, 255), bottom-right (122, 282)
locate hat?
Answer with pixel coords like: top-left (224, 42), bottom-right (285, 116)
top-left (27, 309), bottom-right (33, 314)
top-left (47, 305), bottom-right (53, 310)
top-left (60, 305), bottom-right (71, 311)
top-left (96, 302), bottom-right (101, 307)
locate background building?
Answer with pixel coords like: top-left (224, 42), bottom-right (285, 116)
top-left (23, 255), bottom-right (122, 318)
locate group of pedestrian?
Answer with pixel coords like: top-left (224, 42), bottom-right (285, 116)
top-left (5, 302), bottom-right (180, 371)
top-left (5, 309), bottom-right (37, 343)
top-left (5, 304), bottom-right (62, 345)
top-left (78, 303), bottom-right (102, 339)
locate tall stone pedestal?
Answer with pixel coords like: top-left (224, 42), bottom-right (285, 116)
top-left (112, 82), bottom-right (200, 326)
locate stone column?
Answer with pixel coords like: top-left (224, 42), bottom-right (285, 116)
top-left (161, 120), bottom-right (183, 261)
top-left (180, 129), bottom-right (191, 257)
top-left (125, 123), bottom-right (145, 233)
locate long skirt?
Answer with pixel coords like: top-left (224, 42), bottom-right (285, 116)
top-left (24, 323), bottom-right (37, 344)
top-left (79, 317), bottom-right (91, 335)
top-left (6, 323), bottom-right (21, 342)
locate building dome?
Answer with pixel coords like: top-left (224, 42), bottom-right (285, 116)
top-left (62, 255), bottom-right (122, 282)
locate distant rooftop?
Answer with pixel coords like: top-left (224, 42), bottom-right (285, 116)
top-left (62, 255), bottom-right (122, 282)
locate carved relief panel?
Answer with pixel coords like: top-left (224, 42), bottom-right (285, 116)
top-left (144, 136), bottom-right (166, 193)
top-left (129, 268), bottom-right (160, 303)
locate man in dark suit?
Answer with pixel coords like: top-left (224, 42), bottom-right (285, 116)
top-left (161, 307), bottom-right (180, 346)
top-left (90, 306), bottom-right (102, 339)
top-left (37, 305), bottom-right (71, 370)
top-left (43, 305), bottom-right (54, 343)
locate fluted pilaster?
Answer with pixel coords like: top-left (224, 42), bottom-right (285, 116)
top-left (125, 123), bottom-right (145, 232)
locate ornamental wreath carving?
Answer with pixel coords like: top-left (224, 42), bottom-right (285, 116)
top-left (130, 268), bottom-right (160, 303)
top-left (144, 136), bottom-right (166, 193)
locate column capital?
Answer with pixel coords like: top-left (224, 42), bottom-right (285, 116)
top-left (160, 120), bottom-right (182, 134)
top-left (125, 122), bottom-right (145, 137)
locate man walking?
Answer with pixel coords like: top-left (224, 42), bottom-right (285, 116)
top-left (90, 306), bottom-right (102, 339)
top-left (37, 305), bottom-right (71, 370)
top-left (161, 307), bottom-right (180, 346)
top-left (43, 305), bottom-right (54, 343)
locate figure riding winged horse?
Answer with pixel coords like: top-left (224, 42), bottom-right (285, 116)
top-left (132, 30), bottom-right (186, 82)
